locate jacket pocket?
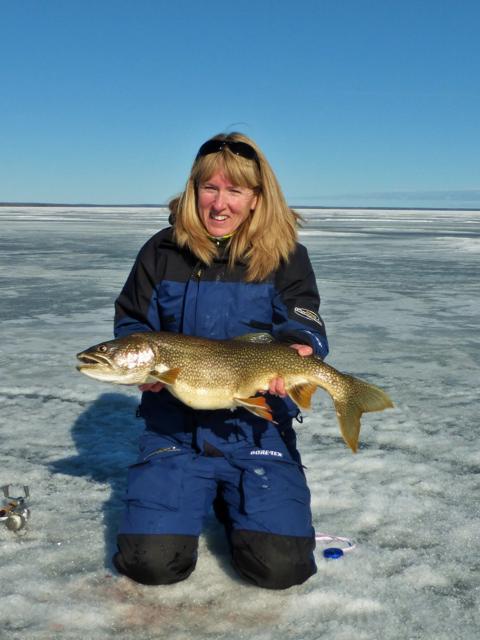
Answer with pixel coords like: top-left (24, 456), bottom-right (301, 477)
top-left (238, 456), bottom-right (310, 515)
top-left (124, 449), bottom-right (188, 511)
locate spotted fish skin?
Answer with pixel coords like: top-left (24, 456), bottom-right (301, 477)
top-left (77, 332), bottom-right (394, 452)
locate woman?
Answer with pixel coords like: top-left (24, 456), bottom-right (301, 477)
top-left (113, 133), bottom-right (329, 589)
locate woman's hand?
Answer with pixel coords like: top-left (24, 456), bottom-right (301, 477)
top-left (267, 343), bottom-right (313, 397)
top-left (138, 382), bottom-right (165, 393)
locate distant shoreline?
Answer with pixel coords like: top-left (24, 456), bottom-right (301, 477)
top-left (1, 202), bottom-right (479, 212)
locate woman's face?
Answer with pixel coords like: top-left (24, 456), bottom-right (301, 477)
top-left (197, 171), bottom-right (258, 237)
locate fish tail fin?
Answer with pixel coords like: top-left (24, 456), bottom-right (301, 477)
top-left (332, 379), bottom-right (394, 453)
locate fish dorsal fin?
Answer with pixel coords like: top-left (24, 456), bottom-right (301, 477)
top-left (287, 383), bottom-right (318, 409)
top-left (233, 332), bottom-right (274, 344)
top-left (150, 367), bottom-right (181, 385)
top-left (234, 396), bottom-right (274, 422)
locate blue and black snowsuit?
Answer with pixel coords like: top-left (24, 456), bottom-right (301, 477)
top-left (113, 227), bottom-right (328, 589)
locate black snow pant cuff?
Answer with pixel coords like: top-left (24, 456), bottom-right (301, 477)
top-left (231, 529), bottom-right (317, 590)
top-left (114, 533), bottom-right (198, 586)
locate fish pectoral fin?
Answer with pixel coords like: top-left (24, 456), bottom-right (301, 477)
top-left (287, 382), bottom-right (318, 409)
top-left (234, 396), bottom-right (274, 422)
top-left (149, 367), bottom-right (181, 385)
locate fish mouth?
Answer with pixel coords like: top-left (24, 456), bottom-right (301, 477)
top-left (76, 352), bottom-right (112, 369)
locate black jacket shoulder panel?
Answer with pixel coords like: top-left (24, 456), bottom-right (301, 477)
top-left (272, 242), bottom-right (327, 348)
top-left (274, 243), bottom-right (320, 306)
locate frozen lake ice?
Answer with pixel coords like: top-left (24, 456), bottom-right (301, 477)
top-left (0, 205), bottom-right (479, 639)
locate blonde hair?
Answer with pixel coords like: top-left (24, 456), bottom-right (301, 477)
top-left (171, 132), bottom-right (301, 282)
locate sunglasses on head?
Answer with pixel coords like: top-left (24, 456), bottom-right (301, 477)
top-left (195, 139), bottom-right (260, 165)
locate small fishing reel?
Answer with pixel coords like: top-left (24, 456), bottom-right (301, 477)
top-left (0, 485), bottom-right (30, 533)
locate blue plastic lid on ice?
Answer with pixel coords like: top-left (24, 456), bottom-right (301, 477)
top-left (323, 547), bottom-right (344, 559)
top-left (316, 533), bottom-right (356, 559)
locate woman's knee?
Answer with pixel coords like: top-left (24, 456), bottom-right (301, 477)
top-left (114, 533), bottom-right (198, 585)
top-left (231, 529), bottom-right (316, 589)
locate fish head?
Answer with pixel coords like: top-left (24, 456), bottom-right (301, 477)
top-left (76, 334), bottom-right (156, 384)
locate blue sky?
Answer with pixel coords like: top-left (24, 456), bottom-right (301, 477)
top-left (1, 0), bottom-right (479, 207)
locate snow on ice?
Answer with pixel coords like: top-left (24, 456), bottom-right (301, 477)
top-left (0, 206), bottom-right (479, 639)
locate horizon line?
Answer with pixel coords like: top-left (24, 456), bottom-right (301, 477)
top-left (1, 201), bottom-right (480, 212)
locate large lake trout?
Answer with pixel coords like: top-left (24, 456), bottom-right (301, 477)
top-left (76, 332), bottom-right (393, 452)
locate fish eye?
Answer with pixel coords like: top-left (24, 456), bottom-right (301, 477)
top-left (98, 344), bottom-right (108, 352)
